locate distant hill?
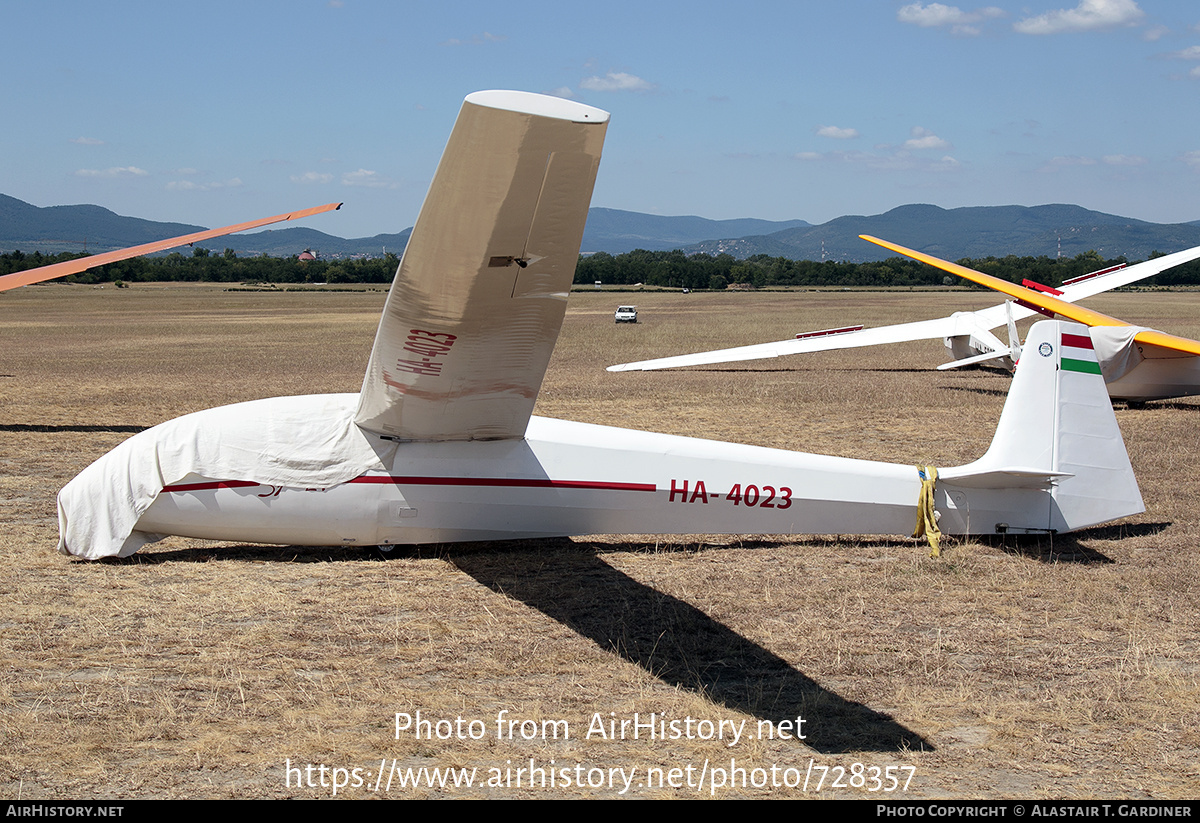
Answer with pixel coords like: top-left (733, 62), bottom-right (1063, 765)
top-left (209, 226), bottom-right (412, 258)
top-left (581, 208), bottom-right (809, 253)
top-left (685, 204), bottom-right (1200, 262)
top-left (0, 193), bottom-right (205, 253)
top-left (0, 194), bottom-right (410, 258)
top-left (3, 194), bottom-right (1198, 263)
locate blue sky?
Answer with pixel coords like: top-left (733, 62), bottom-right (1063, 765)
top-left (4, 0), bottom-right (1199, 238)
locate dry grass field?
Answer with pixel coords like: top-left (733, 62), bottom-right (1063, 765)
top-left (1, 282), bottom-right (1198, 799)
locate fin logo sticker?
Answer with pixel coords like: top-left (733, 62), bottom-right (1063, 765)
top-left (1038, 342), bottom-right (1054, 357)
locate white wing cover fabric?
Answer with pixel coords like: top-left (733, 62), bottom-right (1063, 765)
top-left (1090, 325), bottom-right (1148, 383)
top-left (58, 395), bottom-right (392, 559)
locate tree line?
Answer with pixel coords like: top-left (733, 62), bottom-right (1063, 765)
top-left (4, 246), bottom-right (1199, 289)
top-left (573, 249), bottom-right (1200, 289)
top-left (0, 248), bottom-right (399, 285)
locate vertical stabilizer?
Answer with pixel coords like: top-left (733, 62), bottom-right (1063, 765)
top-left (1050, 324), bottom-right (1144, 530)
top-left (941, 320), bottom-right (1143, 533)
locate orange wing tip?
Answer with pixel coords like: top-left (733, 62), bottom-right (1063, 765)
top-left (0, 202), bottom-right (343, 292)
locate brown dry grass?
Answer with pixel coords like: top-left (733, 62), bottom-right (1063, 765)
top-left (1, 283), bottom-right (1198, 798)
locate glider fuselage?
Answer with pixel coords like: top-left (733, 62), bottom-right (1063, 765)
top-left (54, 93), bottom-right (1145, 560)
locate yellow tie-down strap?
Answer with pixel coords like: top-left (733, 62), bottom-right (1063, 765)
top-left (913, 465), bottom-right (941, 557)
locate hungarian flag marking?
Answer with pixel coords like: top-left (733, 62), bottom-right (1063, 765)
top-left (1061, 331), bottom-right (1102, 375)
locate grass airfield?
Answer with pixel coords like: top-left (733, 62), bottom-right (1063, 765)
top-left (2, 283), bottom-right (1198, 799)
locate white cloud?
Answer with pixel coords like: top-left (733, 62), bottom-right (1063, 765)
top-left (1038, 155), bottom-right (1100, 172)
top-left (342, 168), bottom-right (397, 188)
top-left (443, 32), bottom-right (506, 46)
top-left (75, 166), bottom-right (148, 178)
top-left (897, 3), bottom-right (1003, 35)
top-left (793, 149), bottom-right (961, 173)
top-left (1183, 151), bottom-right (1200, 170)
top-left (816, 125), bottom-right (859, 139)
top-left (1142, 24), bottom-right (1169, 41)
top-left (291, 171), bottom-right (334, 184)
top-left (899, 3), bottom-right (965, 27)
top-left (1014, 0), bottom-right (1144, 35)
top-left (1102, 154), bottom-right (1147, 165)
top-left (579, 72), bottom-right (652, 92)
top-left (1161, 44), bottom-right (1200, 77)
top-left (904, 127), bottom-right (951, 150)
top-left (546, 87), bottom-right (575, 99)
top-left (71, 136), bottom-right (104, 146)
top-left (165, 177), bottom-right (242, 191)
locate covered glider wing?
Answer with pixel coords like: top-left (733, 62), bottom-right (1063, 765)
top-left (355, 91), bottom-right (609, 440)
top-left (0, 202), bottom-right (342, 292)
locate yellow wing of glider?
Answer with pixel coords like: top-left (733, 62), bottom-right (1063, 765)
top-left (0, 202), bottom-right (342, 292)
top-left (860, 234), bottom-right (1200, 358)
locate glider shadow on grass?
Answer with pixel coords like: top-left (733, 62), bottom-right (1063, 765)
top-left (450, 539), bottom-right (930, 755)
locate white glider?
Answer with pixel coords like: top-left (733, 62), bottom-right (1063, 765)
top-left (0, 202), bottom-right (342, 292)
top-left (861, 235), bottom-right (1200, 404)
top-left (56, 91), bottom-right (1143, 560)
top-left (606, 246), bottom-right (1200, 375)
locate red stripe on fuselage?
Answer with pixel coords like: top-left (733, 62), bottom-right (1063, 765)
top-left (1061, 332), bottom-right (1094, 350)
top-left (348, 476), bottom-right (657, 492)
top-left (161, 480), bottom-right (261, 493)
top-left (161, 476), bottom-right (658, 494)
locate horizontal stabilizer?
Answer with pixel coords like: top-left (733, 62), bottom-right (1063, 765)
top-left (936, 348), bottom-right (1012, 371)
top-left (939, 466), bottom-right (1073, 489)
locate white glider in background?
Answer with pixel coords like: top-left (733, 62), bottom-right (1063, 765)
top-left (57, 91), bottom-right (1143, 560)
top-left (861, 235), bottom-right (1200, 403)
top-left (0, 202), bottom-right (342, 292)
top-left (606, 246), bottom-right (1200, 374)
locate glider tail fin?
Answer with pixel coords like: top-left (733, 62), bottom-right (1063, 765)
top-left (941, 319), bottom-right (1143, 533)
